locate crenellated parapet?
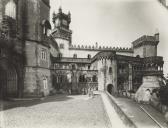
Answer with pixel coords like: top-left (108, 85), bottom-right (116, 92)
top-left (69, 44), bottom-right (133, 53)
top-left (132, 34), bottom-right (159, 48)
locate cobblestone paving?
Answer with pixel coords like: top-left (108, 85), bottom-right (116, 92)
top-left (0, 95), bottom-right (111, 128)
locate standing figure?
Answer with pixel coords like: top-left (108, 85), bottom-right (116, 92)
top-left (143, 89), bottom-right (151, 104)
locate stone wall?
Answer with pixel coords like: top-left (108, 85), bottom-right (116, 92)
top-left (69, 49), bottom-right (98, 58)
top-left (134, 45), bottom-right (157, 58)
top-left (24, 39), bottom-right (51, 97)
top-left (133, 46), bottom-right (144, 57)
top-left (25, 0), bottom-right (50, 41)
top-left (24, 41), bottom-right (50, 67)
top-left (97, 59), bottom-right (104, 91)
top-left (55, 38), bottom-right (70, 57)
top-left (37, 68), bottom-right (52, 96)
top-left (24, 67), bottom-right (51, 97)
top-left (24, 67), bottom-right (37, 95)
top-left (96, 57), bottom-right (118, 93)
top-left (135, 76), bottom-right (161, 102)
top-left (24, 41), bottom-right (37, 66)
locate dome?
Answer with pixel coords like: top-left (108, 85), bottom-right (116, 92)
top-left (5, 0), bottom-right (16, 19)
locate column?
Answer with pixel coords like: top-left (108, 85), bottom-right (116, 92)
top-left (112, 58), bottom-right (117, 95)
top-left (128, 63), bottom-right (133, 90)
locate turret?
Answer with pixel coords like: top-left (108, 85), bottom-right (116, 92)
top-left (51, 7), bottom-right (72, 57)
top-left (52, 7), bottom-right (71, 30)
top-left (132, 33), bottom-right (159, 58)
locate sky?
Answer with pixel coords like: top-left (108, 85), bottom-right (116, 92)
top-left (50, 0), bottom-right (168, 75)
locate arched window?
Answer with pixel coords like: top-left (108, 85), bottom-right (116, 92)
top-left (136, 55), bottom-right (140, 58)
top-left (72, 64), bottom-right (76, 70)
top-left (42, 20), bottom-right (51, 36)
top-left (79, 75), bottom-right (85, 82)
top-left (92, 75), bottom-right (97, 82)
top-left (41, 48), bottom-right (47, 60)
top-left (58, 53), bottom-right (62, 58)
top-left (5, 0), bottom-right (16, 19)
top-left (88, 54), bottom-right (91, 59)
top-left (73, 54), bottom-right (77, 58)
top-left (109, 67), bottom-right (112, 74)
top-left (43, 77), bottom-right (48, 89)
top-left (59, 43), bottom-right (64, 49)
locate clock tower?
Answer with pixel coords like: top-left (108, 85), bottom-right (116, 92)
top-left (52, 7), bottom-right (72, 45)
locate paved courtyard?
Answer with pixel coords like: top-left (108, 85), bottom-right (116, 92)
top-left (0, 94), bottom-right (111, 128)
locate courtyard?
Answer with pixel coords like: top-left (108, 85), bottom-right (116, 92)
top-left (0, 94), bottom-right (111, 128)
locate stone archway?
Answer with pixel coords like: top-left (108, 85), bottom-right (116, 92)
top-left (107, 84), bottom-right (114, 95)
top-left (0, 61), bottom-right (18, 99)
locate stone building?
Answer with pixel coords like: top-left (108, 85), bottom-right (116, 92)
top-left (0, 0), bottom-right (164, 102)
top-left (51, 8), bottom-right (164, 100)
top-left (0, 0), bottom-right (52, 98)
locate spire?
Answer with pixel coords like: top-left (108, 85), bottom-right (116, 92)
top-left (68, 11), bottom-right (71, 16)
top-left (154, 28), bottom-right (159, 42)
top-left (58, 6), bottom-right (62, 13)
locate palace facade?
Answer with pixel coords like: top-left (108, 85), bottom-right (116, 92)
top-left (0, 0), bottom-right (164, 101)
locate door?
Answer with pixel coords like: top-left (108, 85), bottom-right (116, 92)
top-left (0, 66), bottom-right (18, 99)
top-left (0, 69), bottom-right (7, 99)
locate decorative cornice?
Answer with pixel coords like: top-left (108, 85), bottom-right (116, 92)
top-left (51, 28), bottom-right (72, 40)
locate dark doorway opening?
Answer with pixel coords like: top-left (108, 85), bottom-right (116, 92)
top-left (0, 66), bottom-right (18, 100)
top-left (107, 84), bottom-right (114, 95)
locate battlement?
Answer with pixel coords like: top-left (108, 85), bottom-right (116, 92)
top-left (132, 34), bottom-right (159, 48)
top-left (69, 44), bottom-right (133, 53)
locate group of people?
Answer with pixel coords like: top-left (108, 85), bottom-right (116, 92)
top-left (140, 88), bottom-right (159, 104)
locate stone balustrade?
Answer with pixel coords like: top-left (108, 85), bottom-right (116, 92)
top-left (143, 56), bottom-right (163, 64)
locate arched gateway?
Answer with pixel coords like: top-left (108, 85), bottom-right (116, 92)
top-left (107, 84), bottom-right (114, 95)
top-left (0, 60), bottom-right (18, 99)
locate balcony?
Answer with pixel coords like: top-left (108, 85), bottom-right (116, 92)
top-left (52, 57), bottom-right (91, 64)
top-left (143, 70), bottom-right (163, 76)
top-left (143, 56), bottom-right (163, 64)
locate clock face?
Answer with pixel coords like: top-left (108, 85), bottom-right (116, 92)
top-left (62, 19), bottom-right (67, 26)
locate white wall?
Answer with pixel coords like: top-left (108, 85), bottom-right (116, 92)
top-left (69, 49), bottom-right (98, 58)
top-left (55, 38), bottom-right (70, 57)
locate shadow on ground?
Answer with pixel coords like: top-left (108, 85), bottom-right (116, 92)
top-left (0, 94), bottom-right (74, 111)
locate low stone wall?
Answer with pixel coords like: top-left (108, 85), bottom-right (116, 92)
top-left (105, 92), bottom-right (137, 128)
top-left (150, 98), bottom-right (168, 115)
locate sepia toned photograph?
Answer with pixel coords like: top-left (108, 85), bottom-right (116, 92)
top-left (0, 0), bottom-right (168, 127)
